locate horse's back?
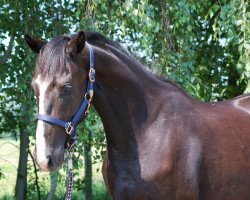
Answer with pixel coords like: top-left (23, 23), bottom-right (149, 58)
top-left (197, 95), bottom-right (250, 199)
top-left (232, 93), bottom-right (250, 113)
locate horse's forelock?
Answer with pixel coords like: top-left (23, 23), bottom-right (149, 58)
top-left (35, 36), bottom-right (71, 78)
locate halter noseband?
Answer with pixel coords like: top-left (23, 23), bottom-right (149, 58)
top-left (36, 45), bottom-right (95, 148)
top-left (35, 44), bottom-right (95, 200)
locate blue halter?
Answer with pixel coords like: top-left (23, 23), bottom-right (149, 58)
top-left (36, 45), bottom-right (95, 148)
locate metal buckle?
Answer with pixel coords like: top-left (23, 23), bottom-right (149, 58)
top-left (66, 122), bottom-right (74, 135)
top-left (89, 68), bottom-right (95, 82)
top-left (84, 103), bottom-right (91, 116)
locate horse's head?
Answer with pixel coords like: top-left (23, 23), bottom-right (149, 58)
top-left (25, 31), bottom-right (89, 171)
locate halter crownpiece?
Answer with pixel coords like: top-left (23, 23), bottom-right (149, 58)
top-left (36, 44), bottom-right (95, 147)
top-left (36, 44), bottom-right (95, 200)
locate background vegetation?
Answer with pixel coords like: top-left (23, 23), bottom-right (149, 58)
top-left (0, 0), bottom-right (249, 199)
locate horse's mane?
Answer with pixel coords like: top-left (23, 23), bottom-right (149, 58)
top-left (85, 31), bottom-right (131, 56)
top-left (37, 31), bottom-right (188, 96)
top-left (85, 31), bottom-right (188, 96)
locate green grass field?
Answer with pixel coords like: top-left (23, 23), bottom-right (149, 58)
top-left (0, 139), bottom-right (19, 198)
top-left (0, 138), bottom-right (110, 200)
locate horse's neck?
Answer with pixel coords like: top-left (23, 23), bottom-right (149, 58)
top-left (91, 45), bottom-right (184, 156)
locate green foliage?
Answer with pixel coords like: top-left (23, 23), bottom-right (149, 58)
top-left (82, 0), bottom-right (250, 100)
top-left (206, 0), bottom-right (250, 95)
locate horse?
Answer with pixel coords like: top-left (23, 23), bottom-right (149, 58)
top-left (25, 31), bottom-right (250, 200)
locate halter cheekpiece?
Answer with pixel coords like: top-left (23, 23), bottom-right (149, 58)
top-left (36, 45), bottom-right (95, 200)
top-left (36, 45), bottom-right (95, 148)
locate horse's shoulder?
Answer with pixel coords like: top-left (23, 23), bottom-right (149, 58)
top-left (174, 135), bottom-right (202, 199)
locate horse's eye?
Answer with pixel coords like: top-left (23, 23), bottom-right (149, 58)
top-left (60, 85), bottom-right (72, 97)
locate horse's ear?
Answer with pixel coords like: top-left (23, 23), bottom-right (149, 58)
top-left (66, 31), bottom-right (85, 56)
top-left (24, 34), bottom-right (46, 53)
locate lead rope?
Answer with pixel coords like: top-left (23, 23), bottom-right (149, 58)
top-left (35, 44), bottom-right (95, 200)
top-left (64, 44), bottom-right (95, 200)
top-left (65, 146), bottom-right (74, 200)
top-left (64, 100), bottom-right (92, 200)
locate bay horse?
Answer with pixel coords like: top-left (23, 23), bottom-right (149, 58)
top-left (25, 31), bottom-right (250, 200)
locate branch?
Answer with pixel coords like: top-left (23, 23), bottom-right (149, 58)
top-left (0, 142), bottom-right (19, 169)
top-left (0, 141), bottom-right (19, 149)
top-left (3, 140), bottom-right (41, 199)
top-left (28, 149), bottom-right (41, 200)
top-left (0, 156), bottom-right (17, 169)
top-left (0, 34), bottom-right (15, 66)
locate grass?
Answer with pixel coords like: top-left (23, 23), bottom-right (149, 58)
top-left (0, 139), bottom-right (19, 199)
top-left (0, 138), bottom-right (110, 200)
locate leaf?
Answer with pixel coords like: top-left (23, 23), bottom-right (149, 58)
top-left (209, 10), bottom-right (214, 18)
top-left (236, 19), bottom-right (243, 26)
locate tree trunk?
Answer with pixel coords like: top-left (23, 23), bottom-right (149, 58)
top-left (47, 171), bottom-right (59, 200)
top-left (84, 131), bottom-right (92, 200)
top-left (15, 129), bottom-right (29, 200)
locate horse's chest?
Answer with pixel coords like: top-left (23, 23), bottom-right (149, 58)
top-left (102, 156), bottom-right (168, 200)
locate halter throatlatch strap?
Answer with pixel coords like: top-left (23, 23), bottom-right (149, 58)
top-left (36, 44), bottom-right (95, 200)
top-left (36, 44), bottom-right (95, 145)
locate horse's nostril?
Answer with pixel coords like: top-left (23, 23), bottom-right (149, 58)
top-left (46, 155), bottom-right (53, 167)
top-left (37, 149), bottom-right (64, 172)
top-left (37, 155), bottom-right (53, 172)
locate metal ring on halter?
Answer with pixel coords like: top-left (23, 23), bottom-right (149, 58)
top-left (89, 68), bottom-right (95, 82)
top-left (65, 122), bottom-right (74, 135)
top-left (35, 44), bottom-right (96, 200)
top-left (84, 91), bottom-right (93, 103)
